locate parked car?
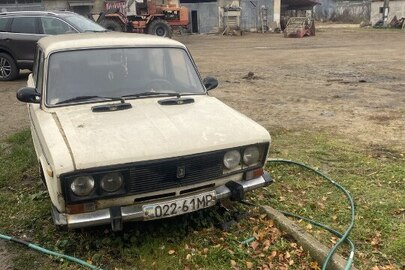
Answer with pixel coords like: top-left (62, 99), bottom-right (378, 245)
top-left (0, 11), bottom-right (106, 81)
top-left (16, 32), bottom-right (272, 231)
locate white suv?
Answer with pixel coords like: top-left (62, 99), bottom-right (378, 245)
top-left (17, 32), bottom-right (272, 231)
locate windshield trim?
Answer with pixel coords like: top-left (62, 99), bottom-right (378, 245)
top-left (43, 46), bottom-right (207, 108)
top-left (47, 93), bottom-right (206, 108)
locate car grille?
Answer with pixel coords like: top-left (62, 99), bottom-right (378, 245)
top-left (127, 152), bottom-right (224, 194)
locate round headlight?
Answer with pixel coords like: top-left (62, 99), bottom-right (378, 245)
top-left (101, 172), bottom-right (123, 193)
top-left (71, 176), bottom-right (95, 196)
top-left (223, 150), bottom-right (241, 170)
top-left (243, 146), bottom-right (260, 166)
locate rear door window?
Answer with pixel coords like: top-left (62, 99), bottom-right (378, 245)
top-left (0, 17), bottom-right (11, 32)
top-left (40, 17), bottom-right (75, 35)
top-left (10, 17), bottom-right (38, 34)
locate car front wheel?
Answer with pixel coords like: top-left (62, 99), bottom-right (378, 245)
top-left (0, 53), bottom-right (19, 81)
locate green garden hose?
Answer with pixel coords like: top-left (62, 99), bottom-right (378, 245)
top-left (267, 158), bottom-right (355, 270)
top-left (0, 233), bottom-right (102, 270)
top-left (0, 158), bottom-right (355, 270)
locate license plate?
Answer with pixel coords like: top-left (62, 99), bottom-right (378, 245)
top-left (143, 191), bottom-right (216, 220)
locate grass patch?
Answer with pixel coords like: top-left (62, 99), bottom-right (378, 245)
top-left (0, 129), bottom-right (404, 269)
top-left (256, 129), bottom-right (405, 269)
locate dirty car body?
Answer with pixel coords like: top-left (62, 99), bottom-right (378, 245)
top-left (17, 32), bottom-right (272, 231)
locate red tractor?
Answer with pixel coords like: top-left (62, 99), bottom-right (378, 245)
top-left (97, 0), bottom-right (189, 38)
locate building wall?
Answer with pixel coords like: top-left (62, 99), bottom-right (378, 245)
top-left (0, 2), bottom-right (43, 12)
top-left (43, 0), bottom-right (69, 10)
top-left (182, 2), bottom-right (220, 33)
top-left (240, 0), bottom-right (274, 30)
top-left (314, 0), bottom-right (371, 22)
top-left (370, 0), bottom-right (405, 25)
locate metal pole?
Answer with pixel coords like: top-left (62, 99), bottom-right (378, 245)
top-left (382, 0), bottom-right (389, 27)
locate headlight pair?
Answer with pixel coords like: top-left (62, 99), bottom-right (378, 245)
top-left (223, 145), bottom-right (262, 171)
top-left (70, 172), bottom-right (123, 197)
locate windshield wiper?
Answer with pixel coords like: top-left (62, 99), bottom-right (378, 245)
top-left (122, 91), bottom-right (181, 99)
top-left (84, 30), bottom-right (109, 32)
top-left (56, 95), bottom-right (125, 105)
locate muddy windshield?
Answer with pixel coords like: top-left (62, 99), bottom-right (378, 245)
top-left (46, 47), bottom-right (205, 106)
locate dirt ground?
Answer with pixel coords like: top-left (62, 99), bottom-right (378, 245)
top-left (1, 28), bottom-right (404, 151)
top-left (0, 27), bottom-right (404, 268)
top-left (178, 28), bottom-right (405, 153)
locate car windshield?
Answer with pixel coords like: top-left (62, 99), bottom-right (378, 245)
top-left (46, 47), bottom-right (205, 105)
top-left (63, 15), bottom-right (105, 32)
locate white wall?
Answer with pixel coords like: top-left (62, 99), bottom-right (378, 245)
top-left (371, 0), bottom-right (405, 25)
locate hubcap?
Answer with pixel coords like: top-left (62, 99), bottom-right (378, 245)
top-left (156, 27), bottom-right (166, 36)
top-left (0, 57), bottom-right (11, 79)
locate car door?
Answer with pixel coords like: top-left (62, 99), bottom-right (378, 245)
top-left (0, 17), bottom-right (12, 51)
top-left (7, 16), bottom-right (43, 68)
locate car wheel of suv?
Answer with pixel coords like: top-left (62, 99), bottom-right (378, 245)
top-left (0, 53), bottom-right (19, 81)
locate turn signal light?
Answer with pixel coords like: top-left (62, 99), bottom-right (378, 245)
top-left (244, 168), bottom-right (264, 181)
top-left (66, 202), bottom-right (96, 214)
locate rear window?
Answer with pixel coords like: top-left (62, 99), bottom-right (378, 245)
top-left (63, 15), bottom-right (105, 32)
top-left (0, 17), bottom-right (11, 32)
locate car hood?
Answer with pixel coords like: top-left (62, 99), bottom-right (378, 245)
top-left (53, 95), bottom-right (270, 170)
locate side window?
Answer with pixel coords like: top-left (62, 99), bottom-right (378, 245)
top-left (41, 17), bottom-right (75, 35)
top-left (36, 50), bottom-right (44, 93)
top-left (0, 18), bottom-right (11, 32)
top-left (10, 17), bottom-right (38, 34)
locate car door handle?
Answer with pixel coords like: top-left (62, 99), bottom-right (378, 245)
top-left (4, 38), bottom-right (11, 42)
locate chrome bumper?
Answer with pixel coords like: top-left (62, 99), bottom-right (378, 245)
top-left (52, 172), bottom-right (272, 230)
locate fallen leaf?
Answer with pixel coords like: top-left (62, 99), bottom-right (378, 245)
top-left (203, 248), bottom-right (209, 254)
top-left (285, 251), bottom-right (291, 259)
top-left (168, 250), bottom-right (175, 255)
top-left (186, 254), bottom-right (192, 261)
top-left (231, 260), bottom-right (237, 266)
top-left (310, 261), bottom-right (320, 269)
top-left (246, 261), bottom-right (253, 269)
top-left (251, 241), bottom-right (259, 250)
top-left (289, 260), bottom-right (294, 265)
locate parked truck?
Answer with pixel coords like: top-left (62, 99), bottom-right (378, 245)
top-left (96, 0), bottom-right (189, 38)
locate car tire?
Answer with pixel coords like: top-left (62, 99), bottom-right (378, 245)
top-left (147, 19), bottom-right (172, 38)
top-left (0, 53), bottom-right (19, 81)
top-left (98, 19), bottom-right (124, 32)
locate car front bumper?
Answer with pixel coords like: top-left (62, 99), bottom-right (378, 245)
top-left (52, 172), bottom-right (272, 230)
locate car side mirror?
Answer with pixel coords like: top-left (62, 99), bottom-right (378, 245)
top-left (203, 77), bottom-right (218, 91)
top-left (16, 87), bottom-right (41, 103)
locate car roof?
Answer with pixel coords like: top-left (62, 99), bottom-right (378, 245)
top-left (38, 32), bottom-right (187, 56)
top-left (0, 10), bottom-right (75, 17)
